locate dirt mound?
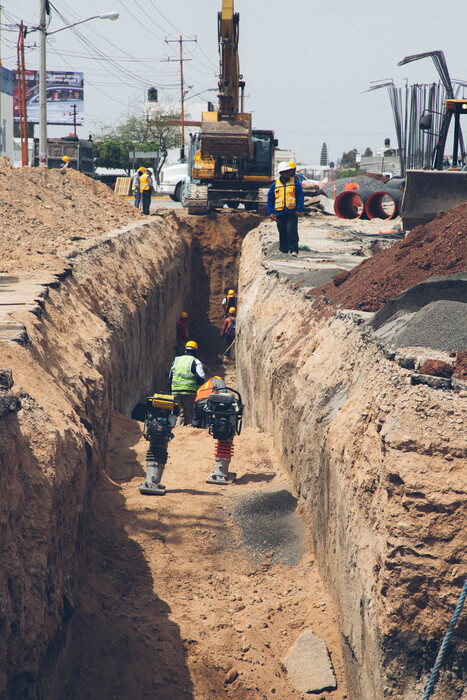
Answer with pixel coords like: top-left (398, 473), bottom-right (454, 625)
top-left (0, 157), bottom-right (143, 274)
top-left (310, 202), bottom-right (467, 312)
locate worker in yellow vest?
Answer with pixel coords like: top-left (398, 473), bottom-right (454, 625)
top-left (140, 167), bottom-right (155, 215)
top-left (267, 161), bottom-right (304, 257)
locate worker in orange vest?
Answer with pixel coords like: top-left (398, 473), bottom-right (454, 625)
top-left (192, 376), bottom-right (226, 428)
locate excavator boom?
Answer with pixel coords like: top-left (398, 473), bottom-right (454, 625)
top-left (199, 0), bottom-right (252, 159)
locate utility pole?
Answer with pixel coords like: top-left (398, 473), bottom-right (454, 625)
top-left (17, 22), bottom-right (29, 166)
top-left (39, 0), bottom-right (48, 165)
top-left (165, 35), bottom-right (196, 162)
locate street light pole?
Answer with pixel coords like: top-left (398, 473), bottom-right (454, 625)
top-left (38, 7), bottom-right (119, 167)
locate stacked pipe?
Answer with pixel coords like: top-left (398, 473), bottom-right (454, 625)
top-left (334, 186), bottom-right (403, 220)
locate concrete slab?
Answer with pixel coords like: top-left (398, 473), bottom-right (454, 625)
top-left (284, 628), bottom-right (337, 694)
top-left (0, 273), bottom-right (58, 343)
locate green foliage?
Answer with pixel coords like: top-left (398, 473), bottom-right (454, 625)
top-left (340, 148), bottom-right (357, 168)
top-left (93, 102), bottom-right (182, 179)
top-left (339, 169), bottom-right (361, 179)
top-left (363, 146), bottom-right (373, 157)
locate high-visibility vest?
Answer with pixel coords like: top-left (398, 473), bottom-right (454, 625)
top-left (140, 172), bottom-right (150, 192)
top-left (195, 377), bottom-right (225, 402)
top-left (274, 176), bottom-right (296, 211)
top-left (227, 294), bottom-right (236, 309)
top-left (171, 355), bottom-right (198, 393)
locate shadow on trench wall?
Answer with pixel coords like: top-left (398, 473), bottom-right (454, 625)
top-left (180, 212), bottom-right (263, 360)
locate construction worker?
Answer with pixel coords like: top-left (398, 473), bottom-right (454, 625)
top-left (221, 307), bottom-right (236, 359)
top-left (267, 161), bottom-right (304, 257)
top-left (169, 340), bottom-right (206, 425)
top-left (288, 160), bottom-right (296, 178)
top-left (60, 155), bottom-right (70, 170)
top-left (176, 311), bottom-right (190, 353)
top-left (222, 289), bottom-right (237, 316)
top-left (133, 166), bottom-right (145, 209)
top-left (192, 376), bottom-right (226, 428)
top-left (140, 167), bottom-right (155, 215)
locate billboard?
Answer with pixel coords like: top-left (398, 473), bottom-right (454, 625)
top-left (13, 70), bottom-right (84, 126)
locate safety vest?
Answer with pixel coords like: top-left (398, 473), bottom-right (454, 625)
top-left (274, 177), bottom-right (296, 212)
top-left (171, 354), bottom-right (198, 393)
top-left (195, 377), bottom-right (225, 403)
top-left (227, 294), bottom-right (236, 309)
top-left (140, 172), bottom-right (150, 192)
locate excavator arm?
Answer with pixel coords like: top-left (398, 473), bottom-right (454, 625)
top-left (199, 0), bottom-right (252, 159)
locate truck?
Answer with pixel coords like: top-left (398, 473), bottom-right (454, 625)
top-left (33, 135), bottom-right (94, 176)
top-left (187, 0), bottom-right (277, 215)
top-left (159, 162), bottom-right (188, 204)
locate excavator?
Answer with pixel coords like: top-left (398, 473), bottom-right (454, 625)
top-left (400, 51), bottom-right (467, 230)
top-left (187, 0), bottom-right (277, 214)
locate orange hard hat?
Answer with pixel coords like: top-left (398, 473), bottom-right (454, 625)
top-left (180, 312), bottom-right (188, 318)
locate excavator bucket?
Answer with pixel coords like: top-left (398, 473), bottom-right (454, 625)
top-left (401, 169), bottom-right (467, 229)
top-left (200, 112), bottom-right (253, 158)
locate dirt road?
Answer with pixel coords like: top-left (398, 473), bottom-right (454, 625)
top-left (63, 387), bottom-right (349, 699)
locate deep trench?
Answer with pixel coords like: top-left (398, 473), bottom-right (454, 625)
top-left (4, 212), bottom-right (465, 700)
top-left (33, 212), bottom-right (263, 699)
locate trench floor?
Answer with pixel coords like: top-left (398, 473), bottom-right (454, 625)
top-left (63, 358), bottom-right (349, 700)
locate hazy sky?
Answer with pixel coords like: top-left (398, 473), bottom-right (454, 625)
top-left (4, 1), bottom-right (467, 164)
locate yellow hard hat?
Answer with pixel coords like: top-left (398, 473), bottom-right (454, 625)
top-left (185, 340), bottom-right (198, 351)
top-left (62, 156), bottom-right (70, 162)
top-left (288, 160), bottom-right (296, 169)
top-left (228, 289), bottom-right (235, 295)
top-left (180, 312), bottom-right (188, 318)
top-left (228, 307), bottom-right (236, 315)
top-left (139, 166), bottom-right (146, 172)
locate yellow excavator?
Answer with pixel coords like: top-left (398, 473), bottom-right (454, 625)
top-left (187, 0), bottom-right (277, 214)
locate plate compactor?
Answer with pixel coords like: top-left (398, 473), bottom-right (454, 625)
top-left (204, 388), bottom-right (243, 485)
top-left (139, 393), bottom-right (180, 496)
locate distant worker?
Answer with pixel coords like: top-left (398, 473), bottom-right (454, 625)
top-left (192, 375), bottom-right (226, 428)
top-left (176, 311), bottom-right (190, 353)
top-left (267, 161), bottom-right (304, 257)
top-left (60, 155), bottom-right (70, 171)
top-left (169, 340), bottom-right (206, 425)
top-left (221, 307), bottom-right (236, 359)
top-left (133, 167), bottom-right (145, 209)
top-left (140, 167), bottom-right (155, 215)
top-left (222, 289), bottom-right (237, 316)
top-left (288, 160), bottom-right (297, 178)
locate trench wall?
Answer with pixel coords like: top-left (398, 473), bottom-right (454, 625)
top-left (236, 226), bottom-right (467, 700)
top-left (0, 218), bottom-right (194, 698)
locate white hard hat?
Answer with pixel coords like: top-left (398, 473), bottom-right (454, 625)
top-left (278, 161), bottom-right (292, 173)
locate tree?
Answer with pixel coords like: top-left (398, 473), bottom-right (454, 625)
top-left (320, 142), bottom-right (328, 166)
top-left (363, 146), bottom-right (373, 157)
top-left (93, 102), bottom-right (182, 182)
top-left (340, 148), bottom-right (357, 168)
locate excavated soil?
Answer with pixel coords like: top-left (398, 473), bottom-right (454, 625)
top-left (0, 162), bottom-right (346, 699)
top-left (1, 158), bottom-right (466, 699)
top-left (311, 203), bottom-right (467, 312)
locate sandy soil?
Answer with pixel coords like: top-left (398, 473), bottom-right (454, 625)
top-left (64, 404), bottom-right (349, 699)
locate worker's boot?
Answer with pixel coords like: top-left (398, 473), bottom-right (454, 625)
top-left (139, 461), bottom-right (166, 495)
top-left (206, 457), bottom-right (235, 485)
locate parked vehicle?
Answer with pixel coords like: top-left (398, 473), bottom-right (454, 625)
top-left (159, 162), bottom-right (188, 203)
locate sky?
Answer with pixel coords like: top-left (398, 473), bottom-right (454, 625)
top-left (3, 0), bottom-right (467, 165)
